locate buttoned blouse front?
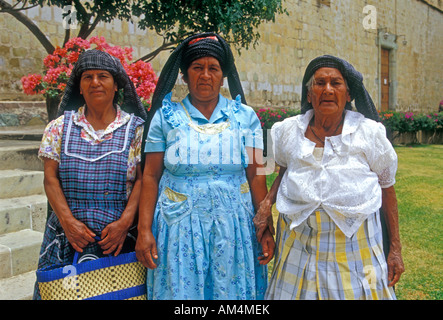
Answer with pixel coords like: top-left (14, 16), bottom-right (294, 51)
top-left (271, 109), bottom-right (398, 237)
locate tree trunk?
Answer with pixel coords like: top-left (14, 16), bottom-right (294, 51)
top-left (46, 95), bottom-right (62, 122)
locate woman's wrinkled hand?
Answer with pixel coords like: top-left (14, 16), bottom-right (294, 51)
top-left (253, 200), bottom-right (275, 242)
top-left (62, 217), bottom-right (96, 253)
top-left (387, 247), bottom-right (405, 287)
top-left (258, 228), bottom-right (275, 265)
top-left (135, 231), bottom-right (158, 269)
top-left (99, 220), bottom-right (130, 256)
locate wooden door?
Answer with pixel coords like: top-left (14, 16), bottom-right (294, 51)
top-left (381, 48), bottom-right (390, 111)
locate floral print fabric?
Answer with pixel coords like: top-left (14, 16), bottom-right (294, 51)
top-left (145, 94), bottom-right (267, 299)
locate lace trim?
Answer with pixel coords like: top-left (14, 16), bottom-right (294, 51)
top-left (232, 94), bottom-right (242, 113)
top-left (162, 93), bottom-right (182, 128)
top-left (64, 111), bottom-right (133, 162)
top-left (181, 102), bottom-right (231, 135)
top-left (38, 152), bottom-right (61, 163)
top-left (72, 105), bottom-right (130, 142)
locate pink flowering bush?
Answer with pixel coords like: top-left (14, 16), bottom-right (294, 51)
top-left (256, 107), bottom-right (299, 130)
top-left (379, 110), bottom-right (443, 133)
top-left (21, 37), bottom-right (157, 111)
top-left (256, 107), bottom-right (300, 156)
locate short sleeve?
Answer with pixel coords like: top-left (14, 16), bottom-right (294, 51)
top-left (366, 122), bottom-right (398, 188)
top-left (38, 115), bottom-right (64, 162)
top-left (130, 125), bottom-right (144, 164)
top-left (242, 106), bottom-right (264, 150)
top-left (270, 121), bottom-right (287, 167)
top-left (144, 108), bottom-right (166, 153)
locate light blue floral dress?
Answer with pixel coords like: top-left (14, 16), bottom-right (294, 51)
top-left (144, 93), bottom-right (267, 299)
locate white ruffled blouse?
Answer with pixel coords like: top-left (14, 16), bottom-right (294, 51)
top-left (271, 109), bottom-right (398, 237)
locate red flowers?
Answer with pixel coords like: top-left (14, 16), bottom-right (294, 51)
top-left (21, 37), bottom-right (157, 109)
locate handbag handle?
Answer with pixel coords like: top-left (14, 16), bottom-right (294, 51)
top-left (73, 236), bottom-right (102, 264)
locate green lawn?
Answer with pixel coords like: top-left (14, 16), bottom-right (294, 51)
top-left (265, 144), bottom-right (443, 300)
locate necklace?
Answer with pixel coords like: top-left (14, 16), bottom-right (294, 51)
top-left (309, 116), bottom-right (344, 145)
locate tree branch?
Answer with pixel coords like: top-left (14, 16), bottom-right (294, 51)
top-left (137, 40), bottom-right (179, 62)
top-left (0, 0), bottom-right (54, 54)
top-left (78, 12), bottom-right (102, 39)
top-left (63, 28), bottom-right (71, 47)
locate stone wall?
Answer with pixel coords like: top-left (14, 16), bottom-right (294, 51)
top-left (0, 0), bottom-right (442, 118)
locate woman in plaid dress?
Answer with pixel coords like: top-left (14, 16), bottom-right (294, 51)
top-left (254, 55), bottom-right (405, 300)
top-left (33, 50), bottom-right (147, 299)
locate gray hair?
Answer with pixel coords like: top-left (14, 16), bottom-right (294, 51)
top-left (305, 73), bottom-right (350, 93)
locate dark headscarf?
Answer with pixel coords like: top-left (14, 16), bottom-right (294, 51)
top-left (57, 49), bottom-right (147, 120)
top-left (301, 55), bottom-right (379, 122)
top-left (148, 32), bottom-right (246, 125)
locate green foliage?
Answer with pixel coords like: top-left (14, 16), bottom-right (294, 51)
top-left (255, 107), bottom-right (300, 130)
top-left (133, 0), bottom-right (286, 53)
top-left (255, 107), bottom-right (300, 156)
top-left (257, 109), bottom-right (443, 136)
top-left (19, 0), bottom-right (286, 56)
top-left (29, 0), bottom-right (134, 23)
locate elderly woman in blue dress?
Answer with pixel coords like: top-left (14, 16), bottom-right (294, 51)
top-left (34, 50), bottom-right (147, 299)
top-left (254, 55), bottom-right (404, 300)
top-left (135, 33), bottom-right (274, 300)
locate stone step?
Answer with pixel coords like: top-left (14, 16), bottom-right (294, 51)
top-left (0, 270), bottom-right (36, 300)
top-left (0, 140), bottom-right (43, 171)
top-left (0, 229), bottom-right (43, 280)
top-left (0, 125), bottom-right (44, 141)
top-left (0, 195), bottom-right (48, 235)
top-left (0, 169), bottom-right (44, 199)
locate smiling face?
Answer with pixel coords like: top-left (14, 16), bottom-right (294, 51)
top-left (307, 67), bottom-right (351, 118)
top-left (184, 56), bottom-right (224, 105)
top-left (79, 69), bottom-right (117, 108)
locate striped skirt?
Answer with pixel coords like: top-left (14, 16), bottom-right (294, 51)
top-left (266, 209), bottom-right (396, 300)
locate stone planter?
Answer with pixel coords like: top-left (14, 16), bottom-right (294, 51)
top-left (417, 129), bottom-right (443, 144)
top-left (392, 132), bottom-right (417, 145)
top-left (392, 129), bottom-right (443, 145)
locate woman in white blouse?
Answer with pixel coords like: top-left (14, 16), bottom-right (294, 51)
top-left (255, 55), bottom-right (404, 300)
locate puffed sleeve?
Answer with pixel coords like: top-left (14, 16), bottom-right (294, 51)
top-left (243, 105), bottom-right (264, 150)
top-left (366, 121), bottom-right (398, 188)
top-left (144, 108), bottom-right (166, 153)
top-left (130, 125), bottom-right (144, 164)
top-left (38, 115), bottom-right (64, 162)
top-left (270, 121), bottom-right (288, 167)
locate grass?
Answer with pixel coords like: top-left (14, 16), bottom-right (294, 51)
top-left (392, 144), bottom-right (443, 300)
top-left (264, 144), bottom-right (443, 300)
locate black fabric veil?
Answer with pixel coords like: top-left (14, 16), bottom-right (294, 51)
top-left (148, 32), bottom-right (246, 126)
top-left (57, 49), bottom-right (147, 120)
top-left (301, 55), bottom-right (380, 122)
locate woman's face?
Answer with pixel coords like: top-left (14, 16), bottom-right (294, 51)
top-left (80, 70), bottom-right (117, 108)
top-left (307, 67), bottom-right (351, 118)
top-left (184, 56), bottom-right (224, 104)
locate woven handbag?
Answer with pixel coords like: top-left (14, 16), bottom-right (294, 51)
top-left (36, 250), bottom-right (147, 300)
